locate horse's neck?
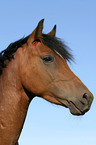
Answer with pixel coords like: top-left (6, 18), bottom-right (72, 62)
top-left (0, 60), bottom-right (30, 145)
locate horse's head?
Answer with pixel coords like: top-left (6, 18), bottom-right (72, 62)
top-left (19, 19), bottom-right (93, 116)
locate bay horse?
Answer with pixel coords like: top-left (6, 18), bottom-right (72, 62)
top-left (0, 19), bottom-right (93, 145)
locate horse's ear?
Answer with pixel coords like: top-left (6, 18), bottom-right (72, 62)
top-left (27, 19), bottom-right (44, 44)
top-left (48, 25), bottom-right (56, 36)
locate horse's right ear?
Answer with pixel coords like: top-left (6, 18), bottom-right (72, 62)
top-left (48, 25), bottom-right (56, 36)
top-left (27, 19), bottom-right (44, 44)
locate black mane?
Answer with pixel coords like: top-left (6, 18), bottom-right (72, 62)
top-left (0, 34), bottom-right (73, 75)
top-left (42, 34), bottom-right (73, 62)
top-left (0, 36), bottom-right (29, 75)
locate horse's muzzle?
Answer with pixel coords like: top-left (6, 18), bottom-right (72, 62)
top-left (69, 92), bottom-right (94, 116)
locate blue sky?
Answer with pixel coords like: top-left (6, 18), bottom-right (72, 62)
top-left (0, 0), bottom-right (96, 145)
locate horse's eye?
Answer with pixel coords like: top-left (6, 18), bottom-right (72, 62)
top-left (43, 55), bottom-right (54, 63)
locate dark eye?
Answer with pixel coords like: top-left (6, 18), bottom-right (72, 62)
top-left (43, 55), bottom-right (54, 63)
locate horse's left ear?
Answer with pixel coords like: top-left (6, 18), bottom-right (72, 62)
top-left (48, 25), bottom-right (56, 36)
top-left (27, 19), bottom-right (44, 44)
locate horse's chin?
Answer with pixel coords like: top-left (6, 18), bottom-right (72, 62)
top-left (42, 94), bottom-right (91, 116)
top-left (57, 98), bottom-right (88, 116)
top-left (69, 104), bottom-right (83, 116)
top-left (57, 99), bottom-right (82, 115)
top-left (69, 101), bottom-right (89, 116)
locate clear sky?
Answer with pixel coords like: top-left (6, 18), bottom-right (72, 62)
top-left (0, 0), bottom-right (96, 145)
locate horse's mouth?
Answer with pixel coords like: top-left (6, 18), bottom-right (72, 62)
top-left (56, 97), bottom-right (89, 116)
top-left (69, 101), bottom-right (84, 116)
top-left (43, 94), bottom-right (92, 116)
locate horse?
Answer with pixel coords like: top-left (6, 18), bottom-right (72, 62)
top-left (0, 19), bottom-right (93, 145)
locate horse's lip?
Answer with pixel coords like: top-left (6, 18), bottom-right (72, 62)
top-left (55, 97), bottom-right (69, 108)
top-left (55, 96), bottom-right (89, 115)
top-left (59, 99), bottom-right (83, 115)
top-left (69, 101), bottom-right (84, 116)
top-left (61, 100), bottom-right (69, 108)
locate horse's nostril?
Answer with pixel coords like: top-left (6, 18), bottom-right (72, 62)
top-left (83, 93), bottom-right (88, 99)
top-left (81, 92), bottom-right (93, 107)
top-left (81, 93), bottom-right (89, 105)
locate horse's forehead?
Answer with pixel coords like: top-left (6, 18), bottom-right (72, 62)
top-left (36, 42), bottom-right (53, 54)
top-left (32, 42), bottom-right (67, 65)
